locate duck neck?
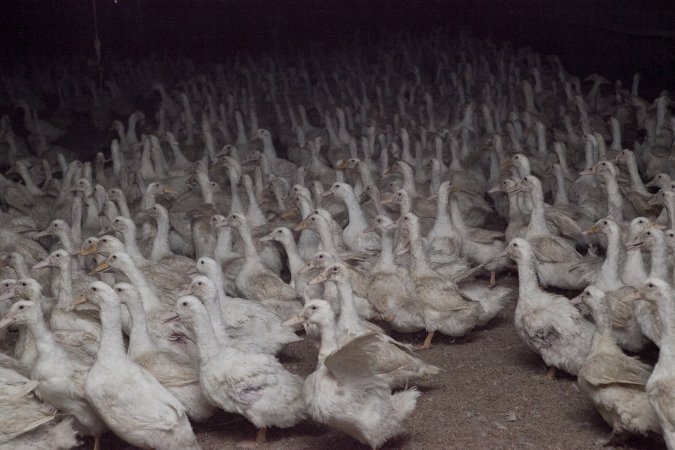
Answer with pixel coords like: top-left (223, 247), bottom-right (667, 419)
top-left (281, 238), bottom-right (304, 279)
top-left (516, 254), bottom-right (540, 298)
top-left (449, 196), bottom-right (468, 234)
top-left (400, 167), bottom-right (417, 196)
top-left (335, 278), bottom-right (359, 323)
top-left (375, 228), bottom-right (397, 272)
top-left (228, 173), bottom-right (243, 214)
top-left (27, 308), bottom-right (60, 358)
top-left (190, 308), bottom-right (223, 363)
top-left (604, 175), bottom-right (624, 222)
top-left (121, 227), bottom-right (145, 263)
top-left (341, 189), bottom-right (368, 230)
top-left (215, 227), bottom-right (236, 262)
top-left (235, 224), bottom-right (258, 259)
top-left (624, 246), bottom-right (647, 284)
top-left (527, 188), bottom-right (549, 237)
top-left (626, 155), bottom-right (649, 195)
top-left (121, 263), bottom-right (162, 312)
top-left (196, 172), bottom-right (215, 206)
top-left (201, 292), bottom-right (229, 344)
top-left (56, 260), bottom-right (74, 310)
top-left (316, 220), bottom-right (339, 255)
top-left (150, 215), bottom-right (171, 261)
top-left (115, 196), bottom-right (131, 219)
top-left (316, 318), bottom-right (338, 364)
top-left (97, 301), bottom-right (127, 362)
top-left (649, 242), bottom-right (668, 281)
top-left (123, 298), bottom-right (154, 359)
top-left (409, 226), bottom-right (434, 276)
top-left (600, 229), bottom-right (623, 289)
top-left (262, 134), bottom-right (277, 159)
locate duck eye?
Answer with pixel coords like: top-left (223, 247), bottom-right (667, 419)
top-left (200, 261), bottom-right (204, 264)
top-left (198, 282), bottom-right (202, 286)
top-left (21, 283), bottom-right (26, 286)
top-left (318, 255), bottom-right (323, 259)
top-left (311, 306), bottom-right (317, 310)
top-left (513, 243), bottom-right (518, 247)
top-left (55, 254), bottom-right (60, 258)
top-left (182, 301), bottom-right (188, 306)
top-left (332, 267), bottom-right (338, 272)
top-left (648, 283), bottom-right (654, 288)
top-left (18, 305), bottom-right (23, 310)
top-left (92, 287), bottom-right (97, 291)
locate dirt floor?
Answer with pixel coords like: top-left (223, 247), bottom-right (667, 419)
top-left (85, 275), bottom-right (665, 450)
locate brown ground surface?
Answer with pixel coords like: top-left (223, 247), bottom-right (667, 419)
top-left (88, 275), bottom-right (666, 450)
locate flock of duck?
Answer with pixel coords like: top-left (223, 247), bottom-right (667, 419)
top-left (0, 32), bottom-right (674, 449)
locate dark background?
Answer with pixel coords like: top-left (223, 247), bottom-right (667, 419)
top-left (2, 0), bottom-right (675, 99)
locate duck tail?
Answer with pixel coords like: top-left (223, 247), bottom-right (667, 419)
top-left (390, 388), bottom-right (420, 424)
top-left (49, 418), bottom-right (80, 450)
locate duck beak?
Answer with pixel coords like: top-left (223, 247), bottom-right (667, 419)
top-left (199, 222), bottom-right (212, 231)
top-left (161, 312), bottom-right (180, 324)
top-left (34, 229), bottom-right (50, 239)
top-left (294, 221), bottom-right (309, 231)
top-left (645, 178), bottom-right (659, 188)
top-left (487, 186), bottom-right (501, 194)
top-left (652, 223), bottom-right (666, 230)
top-left (579, 168), bottom-right (595, 176)
top-left (335, 161), bottom-right (349, 170)
top-left (282, 314), bottom-right (305, 327)
top-left (380, 195), bottom-right (394, 205)
top-left (298, 263), bottom-right (314, 274)
top-left (0, 315), bottom-right (15, 329)
top-left (259, 234), bottom-right (274, 242)
top-left (500, 159), bottom-right (512, 169)
top-left (97, 227), bottom-right (113, 236)
top-left (32, 259), bottom-right (50, 270)
top-left (162, 187), bottom-right (176, 195)
top-left (308, 271), bottom-right (329, 285)
top-left (625, 238), bottom-right (644, 250)
top-left (0, 289), bottom-right (15, 302)
top-left (582, 225), bottom-right (601, 235)
top-left (92, 261), bottom-right (111, 273)
top-left (77, 243), bottom-right (99, 256)
top-left (622, 289), bottom-right (643, 302)
top-left (71, 294), bottom-right (88, 306)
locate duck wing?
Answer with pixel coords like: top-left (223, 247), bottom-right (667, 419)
top-left (467, 228), bottom-right (504, 243)
top-left (324, 334), bottom-right (397, 390)
top-left (530, 236), bottom-right (582, 263)
top-left (580, 352), bottom-right (651, 387)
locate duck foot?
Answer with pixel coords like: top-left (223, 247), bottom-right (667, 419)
top-left (415, 331), bottom-right (435, 350)
top-left (488, 271), bottom-right (496, 289)
top-left (93, 433), bottom-right (101, 450)
top-left (545, 366), bottom-right (556, 379)
top-left (236, 428), bottom-right (267, 448)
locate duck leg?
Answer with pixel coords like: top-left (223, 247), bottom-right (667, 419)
top-left (545, 366), bottom-right (556, 379)
top-left (489, 271), bottom-right (496, 288)
top-left (417, 331), bottom-right (435, 350)
top-left (94, 433), bottom-right (102, 450)
top-left (256, 427), bottom-right (267, 443)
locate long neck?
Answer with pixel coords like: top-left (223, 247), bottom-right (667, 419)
top-left (449, 197), bottom-right (468, 233)
top-left (649, 242), bottom-right (668, 280)
top-left (121, 264), bottom-right (162, 312)
top-left (57, 260), bottom-right (74, 309)
top-left (627, 156), bottom-right (648, 195)
top-left (228, 174), bottom-right (243, 213)
top-left (27, 311), bottom-right (60, 358)
top-left (527, 188), bottom-right (549, 237)
top-left (201, 292), bottom-right (230, 344)
top-left (123, 298), bottom-right (155, 358)
top-left (122, 227), bottom-right (145, 262)
top-left (236, 224), bottom-right (258, 258)
top-left (197, 172), bottom-right (215, 205)
top-left (600, 229), bottom-right (622, 288)
top-left (215, 227), bottom-right (236, 261)
top-left (190, 308), bottom-right (223, 363)
top-left (624, 246), bottom-right (647, 285)
top-left (604, 175), bottom-right (624, 221)
top-left (375, 228), bottom-right (396, 271)
top-left (281, 239), bottom-right (305, 278)
top-left (97, 301), bottom-right (127, 361)
top-left (150, 215), bottom-right (171, 261)
top-left (115, 196), bottom-right (131, 219)
top-left (342, 190), bottom-right (367, 228)
top-left (409, 225), bottom-right (434, 275)
top-left (316, 318), bottom-right (339, 364)
top-left (335, 279), bottom-right (358, 322)
top-left (316, 221), bottom-right (339, 255)
top-left (516, 254), bottom-right (540, 298)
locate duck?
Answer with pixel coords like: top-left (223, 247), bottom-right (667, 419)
top-left (77, 281), bottom-right (201, 450)
top-left (171, 295), bottom-right (306, 445)
top-left (635, 279), bottom-right (675, 449)
top-left (0, 362), bottom-right (79, 450)
top-left (183, 273), bottom-right (302, 355)
top-left (365, 215), bottom-right (424, 333)
top-left (216, 213), bottom-right (300, 305)
top-left (113, 282), bottom-right (216, 422)
top-left (577, 286), bottom-right (661, 443)
top-left (283, 299), bottom-right (420, 450)
top-left (309, 263), bottom-right (440, 388)
top-left (507, 238), bottom-right (593, 377)
top-left (321, 182), bottom-right (380, 253)
top-left (0, 300), bottom-right (106, 448)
